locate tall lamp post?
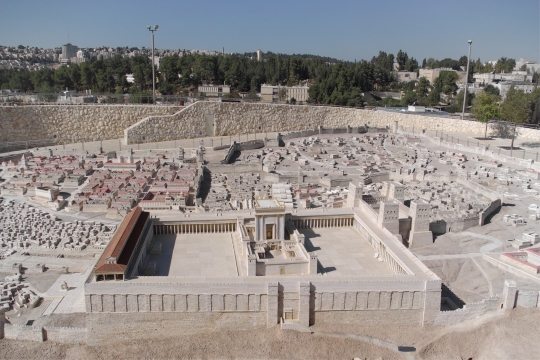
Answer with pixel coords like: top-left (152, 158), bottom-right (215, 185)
top-left (147, 25), bottom-right (159, 105)
top-left (461, 40), bottom-right (472, 119)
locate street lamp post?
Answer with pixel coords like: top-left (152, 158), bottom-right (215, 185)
top-left (146, 25), bottom-right (159, 105)
top-left (461, 40), bottom-right (472, 120)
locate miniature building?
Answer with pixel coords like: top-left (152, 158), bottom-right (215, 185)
top-left (93, 207), bottom-right (152, 281)
top-left (378, 200), bottom-right (400, 236)
top-left (512, 231), bottom-right (540, 249)
top-left (346, 181), bottom-right (362, 208)
top-left (86, 192), bottom-right (441, 331)
top-left (409, 200), bottom-right (433, 247)
top-left (501, 248), bottom-right (540, 274)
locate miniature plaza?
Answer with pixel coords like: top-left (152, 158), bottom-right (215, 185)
top-left (0, 119), bottom-right (539, 345)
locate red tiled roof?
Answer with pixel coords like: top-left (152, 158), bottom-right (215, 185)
top-left (94, 207), bottom-right (149, 274)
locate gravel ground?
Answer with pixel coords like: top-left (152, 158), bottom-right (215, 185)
top-left (1, 308), bottom-right (538, 359)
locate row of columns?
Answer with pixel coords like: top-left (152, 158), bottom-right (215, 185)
top-left (293, 218), bottom-right (353, 229)
top-left (153, 223), bottom-right (236, 235)
top-left (373, 241), bottom-right (406, 275)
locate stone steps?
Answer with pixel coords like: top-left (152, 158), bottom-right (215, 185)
top-left (280, 319), bottom-right (311, 333)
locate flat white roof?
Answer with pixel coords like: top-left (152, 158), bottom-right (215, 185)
top-left (256, 199), bottom-right (280, 208)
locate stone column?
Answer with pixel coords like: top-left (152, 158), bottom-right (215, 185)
top-left (267, 283), bottom-right (279, 328)
top-left (278, 215), bottom-right (285, 240)
top-left (255, 216), bottom-right (260, 242)
top-left (299, 282), bottom-right (311, 327)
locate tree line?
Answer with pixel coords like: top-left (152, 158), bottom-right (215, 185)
top-left (1, 51), bottom-right (538, 123)
top-left (0, 50), bottom-right (417, 99)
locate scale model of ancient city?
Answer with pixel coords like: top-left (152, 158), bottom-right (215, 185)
top-left (0, 102), bottom-right (540, 349)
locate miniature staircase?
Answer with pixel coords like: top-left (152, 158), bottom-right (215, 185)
top-left (280, 318), bottom-right (312, 333)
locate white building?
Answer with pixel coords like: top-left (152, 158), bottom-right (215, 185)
top-left (260, 84), bottom-right (309, 103)
top-left (515, 58), bottom-right (540, 74)
top-left (496, 81), bottom-right (536, 99)
top-left (394, 71), bottom-right (418, 83)
top-left (197, 84), bottom-right (231, 97)
top-left (473, 71), bottom-right (532, 85)
top-left (60, 43), bottom-right (78, 64)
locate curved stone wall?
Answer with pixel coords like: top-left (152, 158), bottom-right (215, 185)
top-left (0, 102), bottom-right (538, 143)
top-left (125, 102), bottom-right (540, 143)
top-left (0, 105), bottom-right (182, 142)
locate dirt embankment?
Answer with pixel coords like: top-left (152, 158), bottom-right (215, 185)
top-left (1, 308), bottom-right (539, 359)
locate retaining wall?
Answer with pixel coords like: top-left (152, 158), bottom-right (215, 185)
top-left (2, 103), bottom-right (539, 144)
top-left (124, 102), bottom-right (540, 143)
top-left (0, 105), bottom-right (181, 142)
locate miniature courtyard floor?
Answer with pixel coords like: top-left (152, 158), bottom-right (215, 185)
top-left (148, 233), bottom-right (238, 276)
top-left (301, 227), bottom-right (394, 276)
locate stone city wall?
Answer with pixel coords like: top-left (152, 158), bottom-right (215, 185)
top-left (433, 294), bottom-right (501, 326)
top-left (2, 324), bottom-right (43, 341)
top-left (0, 105), bottom-right (181, 142)
top-left (86, 311), bottom-right (267, 345)
top-left (479, 198), bottom-right (502, 226)
top-left (1, 323), bottom-right (87, 344)
top-left (84, 278), bottom-right (438, 327)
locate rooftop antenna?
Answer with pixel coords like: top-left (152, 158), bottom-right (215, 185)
top-left (68, 28), bottom-right (70, 44)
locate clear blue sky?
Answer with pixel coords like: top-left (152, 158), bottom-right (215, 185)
top-left (2, 0), bottom-right (538, 63)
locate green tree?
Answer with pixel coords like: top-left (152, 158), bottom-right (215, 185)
top-left (484, 84), bottom-right (499, 96)
top-left (277, 87), bottom-right (287, 101)
top-left (428, 85), bottom-right (441, 105)
top-left (396, 50), bottom-right (408, 70)
top-left (500, 87), bottom-right (533, 123)
top-left (532, 94), bottom-right (540, 124)
top-left (435, 71), bottom-right (458, 95)
top-left (415, 77), bottom-right (430, 98)
top-left (472, 91), bottom-right (501, 138)
top-left (401, 91), bottom-right (417, 106)
top-left (494, 58), bottom-right (516, 73)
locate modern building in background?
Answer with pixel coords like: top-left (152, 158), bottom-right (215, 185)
top-left (60, 43), bottom-right (79, 64)
top-left (260, 84), bottom-right (309, 103)
top-left (257, 49), bottom-right (262, 62)
top-left (419, 68), bottom-right (467, 84)
top-left (394, 71), bottom-right (418, 83)
top-left (471, 69), bottom-right (535, 99)
top-left (496, 81), bottom-right (536, 99)
top-left (198, 84), bottom-right (231, 97)
top-left (514, 58), bottom-right (540, 73)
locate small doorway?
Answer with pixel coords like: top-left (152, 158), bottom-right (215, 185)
top-left (284, 310), bottom-right (293, 320)
top-left (280, 267), bottom-right (285, 275)
top-left (266, 224), bottom-right (274, 239)
top-left (205, 114), bottom-right (215, 136)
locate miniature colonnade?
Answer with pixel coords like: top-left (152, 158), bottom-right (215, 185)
top-left (292, 217), bottom-right (354, 229)
top-left (153, 222), bottom-right (237, 235)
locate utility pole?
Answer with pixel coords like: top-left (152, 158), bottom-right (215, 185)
top-left (147, 25), bottom-right (159, 105)
top-left (461, 40), bottom-right (472, 120)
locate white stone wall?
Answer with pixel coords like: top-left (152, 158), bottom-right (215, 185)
top-left (125, 102), bottom-right (540, 143)
top-left (2, 103), bottom-right (539, 143)
top-left (0, 105), bottom-right (181, 141)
